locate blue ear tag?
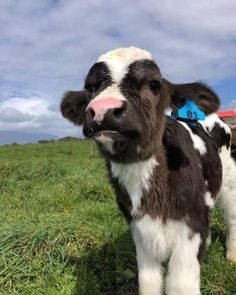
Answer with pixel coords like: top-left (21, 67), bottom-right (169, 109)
top-left (170, 99), bottom-right (206, 126)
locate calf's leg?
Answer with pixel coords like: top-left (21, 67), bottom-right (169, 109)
top-left (166, 230), bottom-right (201, 295)
top-left (217, 147), bottom-right (236, 263)
top-left (135, 244), bottom-right (163, 295)
top-left (131, 218), bottom-right (164, 295)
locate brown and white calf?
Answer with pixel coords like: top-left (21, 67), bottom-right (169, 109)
top-left (60, 47), bottom-right (236, 295)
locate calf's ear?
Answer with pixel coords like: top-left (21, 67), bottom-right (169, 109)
top-left (60, 90), bottom-right (91, 125)
top-left (162, 79), bottom-right (220, 114)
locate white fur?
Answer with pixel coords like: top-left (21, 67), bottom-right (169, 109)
top-left (94, 134), bottom-right (115, 154)
top-left (135, 241), bottom-right (163, 295)
top-left (204, 191), bottom-right (215, 208)
top-left (164, 106), bottom-right (173, 116)
top-left (90, 84), bottom-right (127, 103)
top-left (200, 113), bottom-right (231, 134)
top-left (110, 156), bottom-right (158, 216)
top-left (98, 47), bottom-right (152, 84)
top-left (131, 215), bottom-right (190, 262)
top-left (131, 215), bottom-right (201, 295)
top-left (217, 145), bottom-right (236, 262)
top-left (206, 232), bottom-right (212, 247)
top-left (178, 121), bottom-right (207, 155)
top-left (166, 231), bottom-right (201, 295)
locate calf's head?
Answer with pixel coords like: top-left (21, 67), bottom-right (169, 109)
top-left (61, 47), bottom-right (220, 163)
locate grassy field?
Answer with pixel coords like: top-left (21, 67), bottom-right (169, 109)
top-left (0, 140), bottom-right (235, 295)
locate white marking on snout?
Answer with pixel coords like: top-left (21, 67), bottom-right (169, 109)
top-left (94, 111), bottom-right (105, 123)
top-left (92, 85), bottom-right (127, 103)
top-left (87, 85), bottom-right (126, 123)
top-left (88, 85), bottom-right (127, 124)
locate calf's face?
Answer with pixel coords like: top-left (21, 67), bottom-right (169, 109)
top-left (61, 47), bottom-right (220, 163)
top-left (62, 48), bottom-right (169, 162)
top-left (83, 59), bottom-right (170, 162)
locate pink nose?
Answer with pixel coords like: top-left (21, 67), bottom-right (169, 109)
top-left (86, 97), bottom-right (124, 122)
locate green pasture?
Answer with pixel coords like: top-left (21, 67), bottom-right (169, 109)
top-left (0, 141), bottom-right (235, 294)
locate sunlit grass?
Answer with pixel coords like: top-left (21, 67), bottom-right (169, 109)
top-left (0, 140), bottom-right (235, 294)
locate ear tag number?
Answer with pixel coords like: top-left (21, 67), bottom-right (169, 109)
top-left (170, 99), bottom-right (206, 126)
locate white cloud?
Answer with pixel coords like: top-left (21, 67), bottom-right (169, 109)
top-left (1, 0), bottom-right (236, 86)
top-left (0, 107), bottom-right (34, 123)
top-left (0, 0), bottom-right (236, 136)
top-left (0, 97), bottom-right (51, 130)
top-left (0, 96), bottom-right (80, 137)
top-left (0, 97), bottom-right (52, 117)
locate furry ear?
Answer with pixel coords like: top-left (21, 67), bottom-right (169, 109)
top-left (60, 90), bottom-right (91, 125)
top-left (163, 79), bottom-right (220, 114)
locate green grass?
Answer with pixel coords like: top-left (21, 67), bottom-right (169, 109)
top-left (0, 140), bottom-right (235, 294)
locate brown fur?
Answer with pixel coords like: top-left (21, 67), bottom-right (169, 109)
top-left (163, 78), bottom-right (220, 114)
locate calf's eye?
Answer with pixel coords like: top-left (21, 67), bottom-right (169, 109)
top-left (149, 80), bottom-right (161, 94)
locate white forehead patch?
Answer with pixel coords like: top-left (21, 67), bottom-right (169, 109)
top-left (97, 47), bottom-right (153, 83)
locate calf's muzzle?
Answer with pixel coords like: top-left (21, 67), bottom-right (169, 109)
top-left (86, 97), bottom-right (126, 122)
top-left (84, 97), bottom-right (128, 137)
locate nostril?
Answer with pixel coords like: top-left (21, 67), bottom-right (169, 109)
top-left (113, 103), bottom-right (127, 117)
top-left (88, 107), bottom-right (95, 118)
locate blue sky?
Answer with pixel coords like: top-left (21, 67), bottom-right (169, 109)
top-left (0, 0), bottom-right (236, 137)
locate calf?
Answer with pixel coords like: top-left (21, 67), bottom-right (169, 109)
top-left (61, 47), bottom-right (236, 295)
